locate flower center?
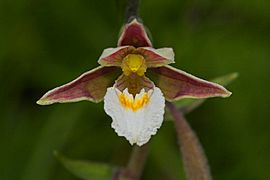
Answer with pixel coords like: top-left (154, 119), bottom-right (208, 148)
top-left (118, 89), bottom-right (150, 111)
top-left (121, 54), bottom-right (147, 76)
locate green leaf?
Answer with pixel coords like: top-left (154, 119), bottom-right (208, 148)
top-left (174, 73), bottom-right (238, 114)
top-left (54, 151), bottom-right (114, 180)
top-left (211, 72), bottom-right (238, 86)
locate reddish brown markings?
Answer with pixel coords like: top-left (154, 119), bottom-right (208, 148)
top-left (48, 67), bottom-right (119, 99)
top-left (151, 66), bottom-right (226, 99)
top-left (119, 24), bottom-right (152, 47)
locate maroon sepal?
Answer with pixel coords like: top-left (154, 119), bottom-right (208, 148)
top-left (118, 18), bottom-right (152, 47)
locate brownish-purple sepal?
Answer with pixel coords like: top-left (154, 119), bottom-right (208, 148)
top-left (147, 65), bottom-right (231, 101)
top-left (37, 66), bottom-right (121, 105)
top-left (118, 18), bottom-right (152, 47)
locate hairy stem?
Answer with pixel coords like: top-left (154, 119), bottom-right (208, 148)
top-left (166, 102), bottom-right (212, 180)
top-left (127, 144), bottom-right (149, 179)
top-left (115, 144), bottom-right (149, 180)
top-left (125, 0), bottom-right (140, 22)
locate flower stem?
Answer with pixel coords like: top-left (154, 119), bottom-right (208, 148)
top-left (166, 102), bottom-right (212, 180)
top-left (115, 144), bottom-right (149, 180)
top-left (127, 144), bottom-right (149, 179)
top-left (125, 0), bottom-right (140, 22)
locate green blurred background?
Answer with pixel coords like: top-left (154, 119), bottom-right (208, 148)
top-left (1, 0), bottom-right (270, 179)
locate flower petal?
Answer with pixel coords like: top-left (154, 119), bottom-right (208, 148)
top-left (104, 87), bottom-right (165, 146)
top-left (98, 46), bottom-right (135, 66)
top-left (147, 65), bottom-right (232, 101)
top-left (115, 74), bottom-right (154, 94)
top-left (137, 47), bottom-right (175, 67)
top-left (37, 66), bottom-right (121, 105)
top-left (118, 18), bottom-right (152, 47)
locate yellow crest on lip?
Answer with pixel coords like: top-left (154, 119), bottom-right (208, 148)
top-left (118, 91), bottom-right (150, 111)
top-left (121, 54), bottom-right (147, 76)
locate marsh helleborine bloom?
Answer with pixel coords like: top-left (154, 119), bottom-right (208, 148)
top-left (37, 19), bottom-right (231, 146)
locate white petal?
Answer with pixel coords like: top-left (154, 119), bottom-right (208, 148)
top-left (104, 87), bottom-right (165, 146)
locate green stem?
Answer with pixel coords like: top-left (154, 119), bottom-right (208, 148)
top-left (115, 144), bottom-right (149, 180)
top-left (127, 144), bottom-right (149, 179)
top-left (125, 0), bottom-right (140, 22)
top-left (166, 102), bottom-right (212, 180)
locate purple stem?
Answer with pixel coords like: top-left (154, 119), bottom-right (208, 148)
top-left (166, 102), bottom-right (212, 180)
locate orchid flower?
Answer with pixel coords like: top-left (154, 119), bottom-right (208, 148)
top-left (37, 19), bottom-right (231, 146)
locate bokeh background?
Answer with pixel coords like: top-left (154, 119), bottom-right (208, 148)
top-left (1, 0), bottom-right (270, 179)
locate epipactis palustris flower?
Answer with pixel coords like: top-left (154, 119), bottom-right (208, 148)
top-left (37, 18), bottom-right (231, 146)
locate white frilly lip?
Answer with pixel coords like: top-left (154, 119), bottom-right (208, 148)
top-left (104, 86), bottom-right (165, 146)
